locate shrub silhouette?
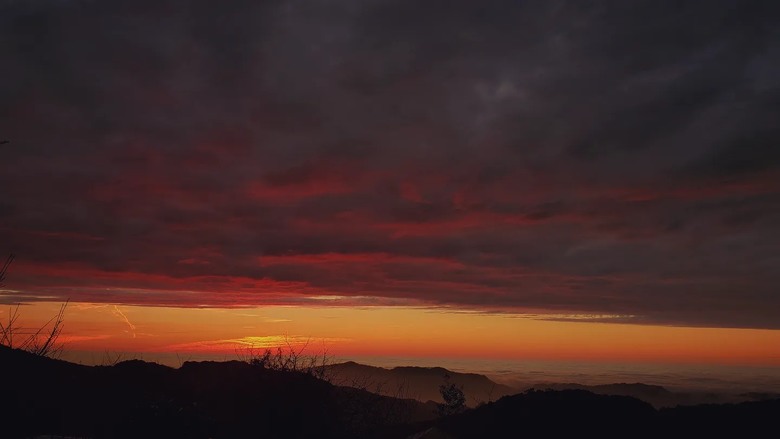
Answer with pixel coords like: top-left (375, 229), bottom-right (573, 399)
top-left (438, 373), bottom-right (466, 416)
top-left (236, 336), bottom-right (331, 381)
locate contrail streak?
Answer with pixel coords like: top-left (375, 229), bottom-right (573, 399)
top-left (112, 305), bottom-right (136, 338)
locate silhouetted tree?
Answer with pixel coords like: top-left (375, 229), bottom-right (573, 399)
top-left (438, 373), bottom-right (466, 416)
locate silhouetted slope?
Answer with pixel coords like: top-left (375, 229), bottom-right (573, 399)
top-left (531, 381), bottom-right (777, 408)
top-left (659, 399), bottom-right (780, 437)
top-left (0, 346), bottom-right (434, 439)
top-left (327, 361), bottom-right (515, 405)
top-left (434, 390), bottom-right (656, 438)
top-left (532, 382), bottom-right (675, 407)
top-left (421, 389), bottom-right (780, 438)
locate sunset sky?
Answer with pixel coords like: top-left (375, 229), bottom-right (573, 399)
top-left (1, 1), bottom-right (779, 367)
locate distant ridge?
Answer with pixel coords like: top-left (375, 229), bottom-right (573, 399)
top-left (326, 361), bottom-right (516, 405)
top-left (326, 361), bottom-right (780, 409)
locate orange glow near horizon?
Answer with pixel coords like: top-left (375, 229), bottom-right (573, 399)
top-left (5, 301), bottom-right (780, 367)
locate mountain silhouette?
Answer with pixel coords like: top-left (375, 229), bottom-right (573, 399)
top-left (3, 346), bottom-right (779, 439)
top-left (0, 345), bottom-right (434, 438)
top-left (327, 361), bottom-right (515, 405)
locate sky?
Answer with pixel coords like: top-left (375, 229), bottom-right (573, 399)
top-left (1, 1), bottom-right (779, 365)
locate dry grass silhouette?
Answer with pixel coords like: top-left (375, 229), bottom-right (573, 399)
top-left (0, 254), bottom-right (69, 358)
top-left (0, 301), bottom-right (68, 358)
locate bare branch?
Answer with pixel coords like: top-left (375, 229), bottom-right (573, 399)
top-left (0, 254), bottom-right (14, 287)
top-left (1, 300), bottom-right (69, 358)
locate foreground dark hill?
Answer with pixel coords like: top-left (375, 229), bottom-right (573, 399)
top-left (529, 382), bottom-right (780, 408)
top-left (327, 361), bottom-right (515, 405)
top-left (424, 390), bottom-right (655, 438)
top-left (419, 389), bottom-right (780, 438)
top-left (0, 345), bottom-right (435, 439)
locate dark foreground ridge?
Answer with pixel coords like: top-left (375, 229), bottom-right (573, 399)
top-left (527, 381), bottom-right (780, 408)
top-left (3, 346), bottom-right (779, 438)
top-left (426, 389), bottom-right (780, 438)
top-left (0, 345), bottom-right (434, 439)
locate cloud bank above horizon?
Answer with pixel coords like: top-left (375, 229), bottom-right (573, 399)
top-left (1, 0), bottom-right (779, 329)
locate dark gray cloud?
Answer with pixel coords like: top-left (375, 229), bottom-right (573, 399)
top-left (1, 0), bottom-right (779, 328)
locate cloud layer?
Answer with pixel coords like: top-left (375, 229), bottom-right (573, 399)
top-left (1, 0), bottom-right (779, 328)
